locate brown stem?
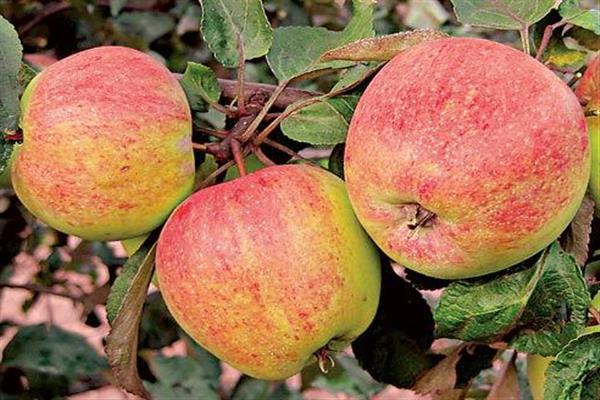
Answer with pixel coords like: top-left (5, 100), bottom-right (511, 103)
top-left (252, 145), bottom-right (276, 166)
top-left (0, 282), bottom-right (82, 301)
top-left (520, 24), bottom-right (531, 55)
top-left (192, 143), bottom-right (209, 151)
top-left (590, 306), bottom-right (600, 324)
top-left (19, 1), bottom-right (71, 35)
top-left (238, 80), bottom-right (290, 143)
top-left (236, 35), bottom-right (247, 116)
top-left (254, 96), bottom-right (323, 146)
top-left (536, 21), bottom-right (568, 61)
top-left (231, 139), bottom-right (246, 176)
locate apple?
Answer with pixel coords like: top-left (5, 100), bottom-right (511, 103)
top-left (12, 46), bottom-right (195, 241)
top-left (344, 37), bottom-right (590, 279)
top-left (575, 56), bottom-right (599, 214)
top-left (156, 164), bottom-right (381, 380)
top-left (527, 325), bottom-right (600, 400)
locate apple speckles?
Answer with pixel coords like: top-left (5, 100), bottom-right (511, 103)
top-left (345, 37), bottom-right (590, 279)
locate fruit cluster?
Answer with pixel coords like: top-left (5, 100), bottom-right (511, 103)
top-left (5, 37), bottom-right (596, 380)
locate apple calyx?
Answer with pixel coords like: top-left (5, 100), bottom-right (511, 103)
top-left (315, 347), bottom-right (335, 374)
top-left (404, 203), bottom-right (436, 230)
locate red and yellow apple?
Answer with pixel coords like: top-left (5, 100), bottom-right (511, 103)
top-left (575, 55), bottom-right (599, 214)
top-left (344, 37), bottom-right (590, 279)
top-left (12, 46), bottom-right (194, 241)
top-left (156, 164), bottom-right (381, 379)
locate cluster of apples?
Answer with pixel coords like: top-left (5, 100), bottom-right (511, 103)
top-left (5, 37), bottom-right (594, 379)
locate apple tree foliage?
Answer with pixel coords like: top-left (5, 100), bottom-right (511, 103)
top-left (0, 0), bottom-right (599, 398)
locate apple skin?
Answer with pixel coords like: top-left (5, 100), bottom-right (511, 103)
top-left (344, 37), bottom-right (590, 279)
top-left (575, 56), bottom-right (600, 214)
top-left (156, 164), bottom-right (381, 380)
top-left (12, 46), bottom-right (194, 241)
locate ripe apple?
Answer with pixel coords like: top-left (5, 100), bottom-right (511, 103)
top-left (156, 164), bottom-right (381, 380)
top-left (575, 55), bottom-right (599, 214)
top-left (12, 46), bottom-right (194, 241)
top-left (344, 37), bottom-right (590, 279)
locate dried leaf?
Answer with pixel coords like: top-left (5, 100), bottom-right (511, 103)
top-left (320, 30), bottom-right (447, 62)
top-left (487, 352), bottom-right (520, 400)
top-left (412, 344), bottom-right (464, 396)
top-left (560, 194), bottom-right (594, 266)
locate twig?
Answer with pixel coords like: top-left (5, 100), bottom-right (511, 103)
top-left (236, 35), bottom-right (247, 116)
top-left (197, 160), bottom-right (234, 190)
top-left (237, 80), bottom-right (290, 142)
top-left (254, 95), bottom-right (324, 146)
top-left (19, 1), bottom-right (71, 35)
top-left (520, 24), bottom-right (531, 55)
top-left (252, 145), bottom-right (276, 166)
top-left (536, 20), bottom-right (568, 61)
top-left (0, 282), bottom-right (82, 301)
top-left (231, 139), bottom-right (246, 176)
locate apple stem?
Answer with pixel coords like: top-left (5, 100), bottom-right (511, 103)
top-left (316, 348), bottom-right (335, 374)
top-left (231, 139), bottom-right (247, 177)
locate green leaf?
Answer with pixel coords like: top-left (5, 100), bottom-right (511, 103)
top-left (280, 95), bottom-right (358, 145)
top-left (113, 12), bottom-right (175, 44)
top-left (559, 0), bottom-right (600, 35)
top-left (180, 62), bottom-right (221, 112)
top-left (144, 354), bottom-right (220, 400)
top-left (225, 154), bottom-right (264, 181)
top-left (450, 0), bottom-right (558, 30)
top-left (544, 331), bottom-right (600, 400)
top-left (110, 0), bottom-right (128, 16)
top-left (182, 334), bottom-right (222, 383)
top-left (435, 243), bottom-right (590, 356)
top-left (199, 0), bottom-right (273, 68)
top-left (543, 37), bottom-right (588, 71)
top-left (321, 30), bottom-right (447, 62)
top-left (18, 62), bottom-right (37, 94)
top-left (0, 15), bottom-right (23, 132)
top-left (106, 235), bottom-right (156, 323)
top-left (330, 63), bottom-right (382, 93)
top-left (194, 153), bottom-right (219, 190)
top-left (2, 324), bottom-right (107, 378)
top-left (0, 138), bottom-right (14, 176)
top-left (105, 236), bottom-right (157, 399)
top-left (302, 355), bottom-right (385, 399)
top-left (266, 0), bottom-right (375, 82)
top-left (328, 143), bottom-right (345, 179)
top-left (352, 263), bottom-right (437, 388)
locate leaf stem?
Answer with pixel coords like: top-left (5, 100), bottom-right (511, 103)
top-left (535, 20), bottom-right (568, 61)
top-left (520, 24), bottom-right (531, 55)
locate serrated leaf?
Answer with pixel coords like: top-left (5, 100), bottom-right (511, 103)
top-left (0, 15), bottom-right (23, 132)
top-left (266, 0), bottom-right (375, 82)
top-left (144, 354), bottom-right (220, 400)
top-left (560, 195), bottom-right (594, 266)
top-left (180, 62), bottom-right (221, 112)
top-left (113, 12), bottom-right (175, 44)
top-left (435, 243), bottom-right (590, 356)
top-left (559, 0), bottom-right (600, 35)
top-left (450, 0), bottom-right (558, 30)
top-left (352, 263), bottom-right (436, 388)
top-left (321, 30), bottom-right (447, 62)
top-left (105, 237), bottom-right (157, 399)
top-left (2, 324), bottom-right (107, 378)
top-left (280, 95), bottom-right (358, 145)
top-left (110, 0), bottom-right (128, 16)
top-left (544, 331), bottom-right (600, 400)
top-left (199, 0), bottom-right (273, 68)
